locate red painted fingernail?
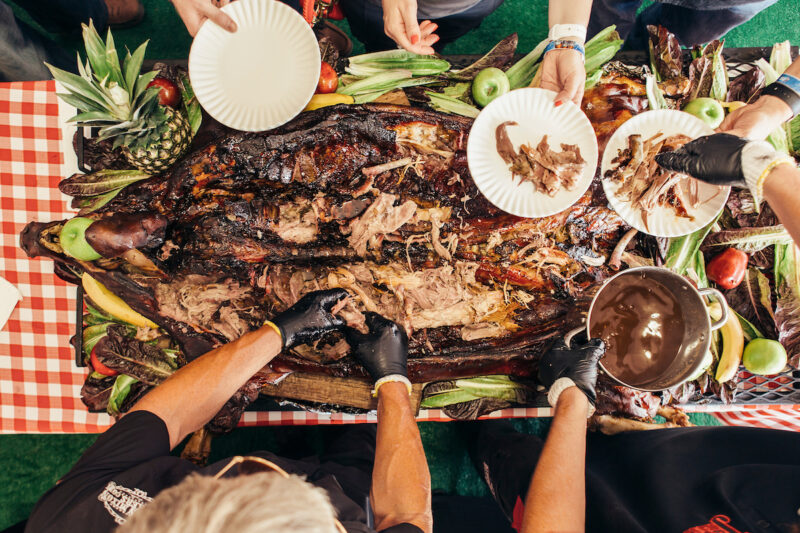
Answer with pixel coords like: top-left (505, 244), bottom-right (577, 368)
top-left (554, 100), bottom-right (563, 107)
top-left (410, 34), bottom-right (419, 44)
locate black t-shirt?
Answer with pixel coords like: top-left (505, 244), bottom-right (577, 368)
top-left (25, 411), bottom-right (422, 533)
top-left (584, 427), bottom-right (800, 532)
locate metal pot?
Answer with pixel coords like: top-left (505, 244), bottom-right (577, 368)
top-left (565, 266), bottom-right (729, 391)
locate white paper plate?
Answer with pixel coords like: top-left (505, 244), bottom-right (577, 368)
top-left (467, 88), bottom-right (598, 218)
top-left (188, 0), bottom-right (320, 131)
top-left (601, 109), bottom-right (730, 238)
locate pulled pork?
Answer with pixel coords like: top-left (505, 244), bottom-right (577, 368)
top-left (496, 122), bottom-right (586, 196)
top-left (156, 275), bottom-right (262, 341)
top-left (348, 193), bottom-right (417, 255)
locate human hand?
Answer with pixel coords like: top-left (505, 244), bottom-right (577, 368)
top-left (655, 133), bottom-right (794, 204)
top-left (538, 49), bottom-right (586, 107)
top-left (269, 289), bottom-right (348, 349)
top-left (171, 0), bottom-right (237, 37)
top-left (718, 95), bottom-right (793, 140)
top-left (344, 312), bottom-right (408, 381)
top-left (538, 338), bottom-right (604, 406)
top-left (655, 133), bottom-right (750, 188)
top-left (382, 0), bottom-right (439, 55)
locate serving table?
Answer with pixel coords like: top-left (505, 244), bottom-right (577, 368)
top-left (2, 75), bottom-right (799, 434)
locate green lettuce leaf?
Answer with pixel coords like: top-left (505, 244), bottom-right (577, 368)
top-left (107, 374), bottom-right (138, 416)
top-left (59, 169), bottom-right (150, 197)
top-left (704, 225), bottom-right (793, 252)
top-left (447, 34), bottom-right (518, 81)
top-left (93, 325), bottom-right (176, 386)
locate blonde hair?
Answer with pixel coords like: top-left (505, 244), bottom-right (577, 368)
top-left (117, 472), bottom-right (341, 533)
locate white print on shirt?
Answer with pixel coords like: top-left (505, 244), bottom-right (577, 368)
top-left (97, 481), bottom-right (153, 525)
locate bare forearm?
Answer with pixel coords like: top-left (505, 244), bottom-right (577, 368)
top-left (764, 164), bottom-right (800, 247)
top-left (129, 327), bottom-right (281, 448)
top-left (522, 388), bottom-right (589, 533)
top-left (548, 0), bottom-right (592, 28)
top-left (372, 382), bottom-right (432, 533)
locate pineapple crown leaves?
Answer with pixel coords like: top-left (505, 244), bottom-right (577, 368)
top-left (45, 20), bottom-right (162, 145)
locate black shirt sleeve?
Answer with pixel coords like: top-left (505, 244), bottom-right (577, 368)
top-left (26, 410), bottom-right (179, 533)
top-left (379, 524), bottom-right (424, 533)
top-left (63, 410), bottom-right (171, 481)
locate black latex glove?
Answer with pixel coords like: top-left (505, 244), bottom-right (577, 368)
top-left (343, 312), bottom-right (408, 381)
top-left (538, 338), bottom-right (605, 405)
top-left (270, 289), bottom-right (348, 349)
top-left (655, 133), bottom-right (748, 187)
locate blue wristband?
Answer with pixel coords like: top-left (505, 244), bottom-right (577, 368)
top-left (776, 73), bottom-right (800, 97)
top-left (544, 39), bottom-right (586, 59)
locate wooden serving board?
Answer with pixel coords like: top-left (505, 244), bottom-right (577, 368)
top-left (260, 373), bottom-right (426, 413)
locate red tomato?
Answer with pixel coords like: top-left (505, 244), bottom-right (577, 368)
top-left (707, 248), bottom-right (749, 290)
top-left (147, 77), bottom-right (181, 107)
top-left (90, 345), bottom-right (119, 377)
top-left (317, 62), bottom-right (338, 94)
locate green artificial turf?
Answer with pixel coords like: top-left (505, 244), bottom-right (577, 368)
top-left (8, 0), bottom-right (800, 60)
top-left (0, 0), bottom-right (789, 528)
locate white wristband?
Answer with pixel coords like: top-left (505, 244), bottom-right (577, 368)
top-left (547, 377), bottom-right (595, 417)
top-left (372, 374), bottom-right (412, 397)
top-left (549, 24), bottom-right (587, 44)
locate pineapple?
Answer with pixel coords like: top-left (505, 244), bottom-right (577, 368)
top-left (46, 22), bottom-right (193, 173)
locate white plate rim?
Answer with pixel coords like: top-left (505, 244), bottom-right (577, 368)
top-left (188, 0), bottom-right (321, 132)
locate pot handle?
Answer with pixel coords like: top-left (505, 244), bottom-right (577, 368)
top-left (563, 326), bottom-right (586, 349)
top-left (698, 287), bottom-right (729, 331)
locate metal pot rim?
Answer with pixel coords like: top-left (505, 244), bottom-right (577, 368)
top-left (583, 266), bottom-right (728, 392)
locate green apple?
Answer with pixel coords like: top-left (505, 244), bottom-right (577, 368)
top-left (59, 217), bottom-right (102, 261)
top-left (472, 67), bottom-right (510, 108)
top-left (682, 97), bottom-right (725, 129)
top-left (742, 338), bottom-right (788, 376)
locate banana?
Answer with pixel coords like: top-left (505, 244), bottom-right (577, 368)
top-left (715, 313), bottom-right (745, 383)
top-left (303, 94), bottom-right (354, 111)
top-left (82, 273), bottom-right (158, 329)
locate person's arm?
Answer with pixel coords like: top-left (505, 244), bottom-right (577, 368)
top-left (344, 313), bottom-right (432, 533)
top-left (520, 337), bottom-right (605, 533)
top-left (170, 0), bottom-right (237, 36)
top-left (521, 387), bottom-right (589, 533)
top-left (763, 163), bottom-right (800, 246)
top-left (538, 0), bottom-right (593, 106)
top-left (372, 382), bottom-right (432, 532)
top-left (382, 0), bottom-right (439, 55)
top-left (130, 289), bottom-right (348, 449)
top-left (655, 133), bottom-right (799, 245)
top-left (719, 57), bottom-right (800, 140)
top-left (129, 326), bottom-right (280, 448)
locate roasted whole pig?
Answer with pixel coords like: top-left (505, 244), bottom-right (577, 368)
top-left (23, 104), bottom-right (631, 426)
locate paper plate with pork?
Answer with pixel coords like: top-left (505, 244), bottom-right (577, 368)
top-left (601, 109), bottom-right (730, 238)
top-left (467, 88), bottom-right (599, 218)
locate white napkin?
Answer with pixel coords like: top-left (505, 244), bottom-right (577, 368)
top-left (0, 276), bottom-right (22, 332)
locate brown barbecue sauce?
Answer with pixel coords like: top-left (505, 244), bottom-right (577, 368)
top-left (589, 275), bottom-right (685, 386)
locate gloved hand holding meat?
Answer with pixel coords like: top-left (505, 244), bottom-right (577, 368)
top-left (538, 338), bottom-right (605, 407)
top-left (655, 133), bottom-right (795, 204)
top-left (268, 288), bottom-right (349, 349)
top-left (344, 312), bottom-right (409, 382)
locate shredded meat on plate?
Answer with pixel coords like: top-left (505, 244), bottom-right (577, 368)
top-left (495, 121), bottom-right (586, 197)
top-left (605, 133), bottom-right (701, 230)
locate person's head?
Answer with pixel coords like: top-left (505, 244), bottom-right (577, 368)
top-left (117, 470), bottom-right (341, 533)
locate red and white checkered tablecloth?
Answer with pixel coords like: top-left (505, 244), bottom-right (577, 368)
top-left (0, 80), bottom-right (109, 433)
top-left (2, 80), bottom-right (799, 434)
